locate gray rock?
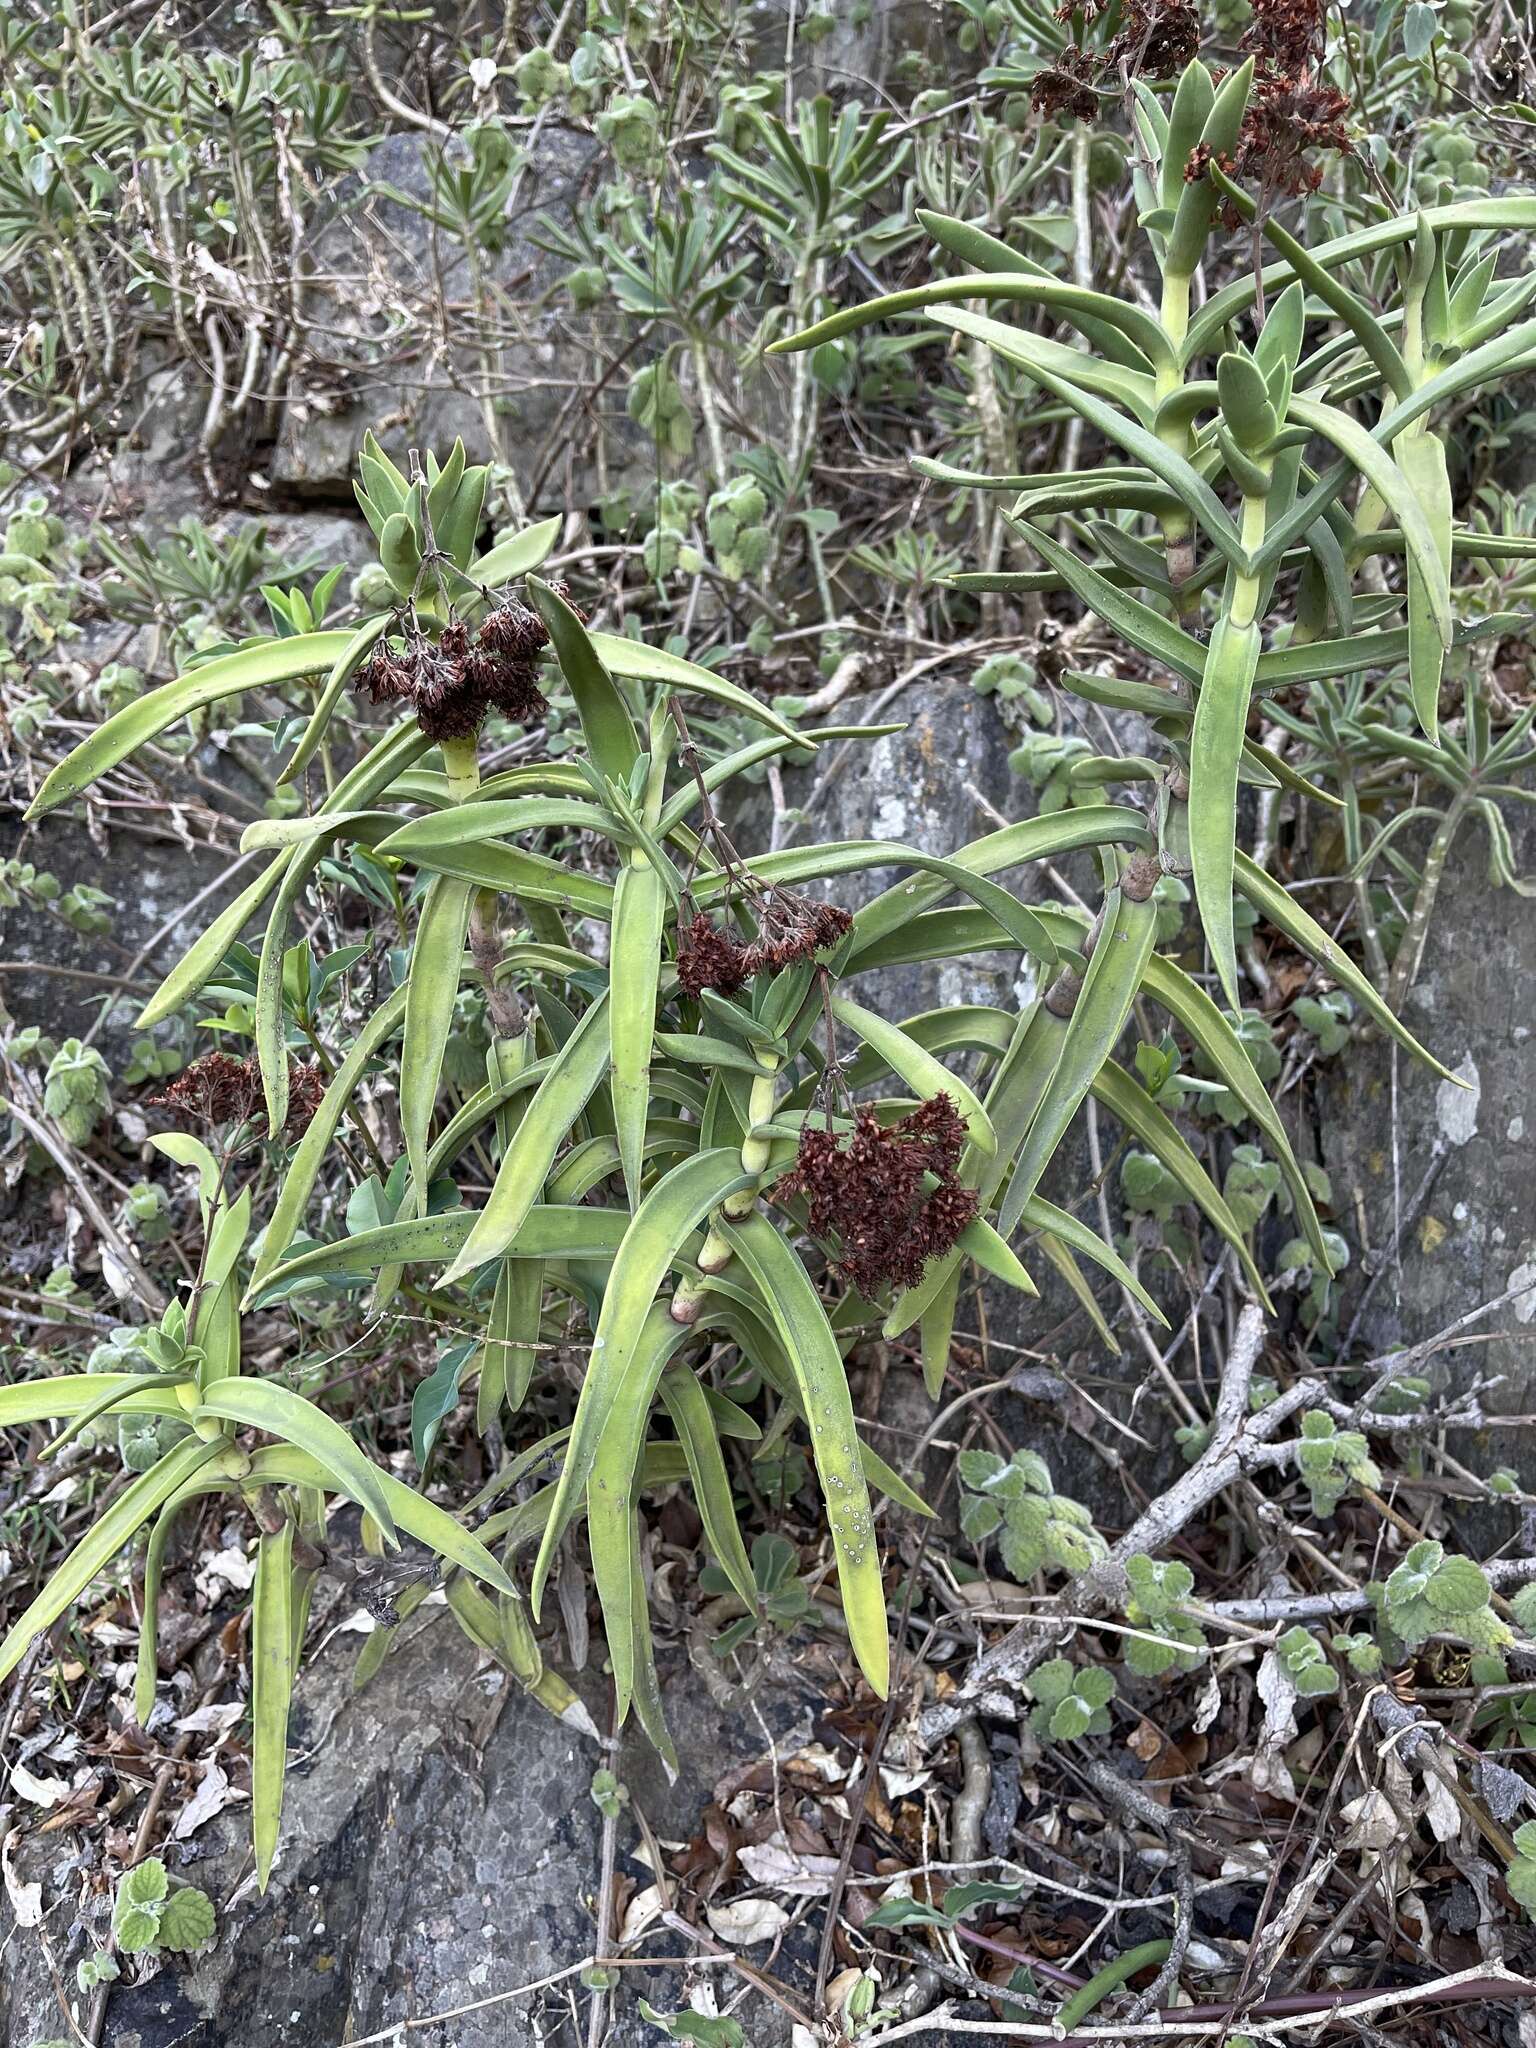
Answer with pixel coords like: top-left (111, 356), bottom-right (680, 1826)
top-left (1316, 809), bottom-right (1536, 1425)
top-left (0, 1610), bottom-right (822, 2048)
top-left (270, 127), bottom-right (651, 512)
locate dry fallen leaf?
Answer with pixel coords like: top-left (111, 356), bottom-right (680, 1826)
top-left (619, 1883), bottom-right (665, 1945)
top-left (705, 1895), bottom-right (791, 1946)
top-left (737, 1836), bottom-right (841, 1897)
top-left (171, 1760), bottom-right (245, 1840)
top-left (1341, 1788), bottom-right (1398, 1852)
top-left (1, 1830), bottom-right (42, 1927)
top-left (9, 1764), bottom-right (69, 1809)
top-left (174, 1702), bottom-right (245, 1737)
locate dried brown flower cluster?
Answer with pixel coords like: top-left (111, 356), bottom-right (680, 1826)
top-left (674, 890), bottom-right (853, 1001)
top-left (1032, 0), bottom-right (1199, 120)
top-left (151, 1052), bottom-right (325, 1143)
top-left (1189, 0), bottom-right (1351, 214)
top-left (359, 596), bottom-right (554, 743)
top-left (676, 912), bottom-right (752, 999)
top-left (775, 1094), bottom-right (978, 1297)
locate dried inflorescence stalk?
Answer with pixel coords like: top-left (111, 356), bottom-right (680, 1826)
top-left (668, 697), bottom-right (851, 1001)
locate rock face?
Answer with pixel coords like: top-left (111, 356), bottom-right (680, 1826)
top-left (0, 1610), bottom-right (817, 2048)
top-left (1315, 811), bottom-right (1536, 1414)
top-left (269, 127), bottom-right (650, 512)
top-left (758, 676), bottom-right (1040, 1021)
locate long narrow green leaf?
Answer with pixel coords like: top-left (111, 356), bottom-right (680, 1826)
top-left (610, 860), bottom-right (666, 1203)
top-left (1020, 1194), bottom-right (1168, 1324)
top-left (995, 884), bottom-right (1159, 1240)
top-left (1281, 397), bottom-right (1451, 647)
top-left (590, 634), bottom-right (814, 749)
top-left (1398, 429), bottom-right (1453, 741)
top-left (136, 855), bottom-right (289, 1030)
top-left (700, 841), bottom-right (1061, 966)
top-left (1190, 614), bottom-right (1262, 1009)
top-left (252, 1521), bottom-right (295, 1890)
top-left (374, 797), bottom-right (623, 860)
top-left (585, 1304), bottom-right (698, 1720)
top-left (939, 310), bottom-right (1245, 563)
top-left (251, 720), bottom-right (430, 1135)
top-left (194, 1381), bottom-right (399, 1545)
top-left (660, 1364), bottom-right (757, 1609)
top-left (1206, 165), bottom-right (1410, 398)
top-left (1188, 198), bottom-right (1536, 355)
top-left (0, 1374), bottom-right (188, 1428)
top-left (1091, 1060), bottom-right (1271, 1302)
top-left (25, 631), bottom-right (354, 820)
top-left (1140, 953), bottom-right (1330, 1271)
top-left (884, 999), bottom-right (1067, 1339)
top-left (377, 836), bottom-right (617, 918)
top-left (441, 993), bottom-right (614, 1283)
top-left (277, 616), bottom-right (389, 786)
top-left (916, 209), bottom-right (1157, 370)
top-left (467, 513), bottom-right (562, 589)
top-left (531, 1149), bottom-right (753, 1611)
top-left (656, 724), bottom-right (904, 837)
top-left (238, 1446), bottom-right (515, 1593)
top-left (527, 577), bottom-right (641, 784)
top-left (135, 1471), bottom-right (226, 1725)
top-left (766, 273), bottom-right (1174, 368)
top-left (1018, 525), bottom-right (1206, 681)
top-left (0, 1435), bottom-right (225, 1685)
top-left (834, 807), bottom-right (1152, 966)
top-left (248, 983), bottom-right (409, 1294)
top-left (400, 876), bottom-right (473, 1203)
top-left (830, 993), bottom-right (995, 1154)
top-left (254, 1204), bottom-right (631, 1293)
top-left (720, 1212), bottom-right (889, 1699)
top-left (1232, 851), bottom-right (1459, 1079)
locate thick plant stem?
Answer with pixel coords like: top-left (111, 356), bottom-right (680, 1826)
top-left (1156, 268), bottom-right (1197, 617)
top-left (691, 334), bottom-right (730, 495)
top-left (440, 734), bottom-right (481, 803)
top-left (670, 1058), bottom-right (780, 1322)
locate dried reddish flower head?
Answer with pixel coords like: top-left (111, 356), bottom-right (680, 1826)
top-left (1098, 0), bottom-right (1199, 78)
top-left (675, 912), bottom-right (752, 1000)
top-left (358, 596), bottom-right (555, 743)
top-left (1036, 0), bottom-right (1197, 116)
top-left (775, 1094), bottom-right (978, 1297)
top-left (673, 890), bottom-right (850, 1001)
top-left (1030, 60), bottom-right (1100, 122)
top-left (1244, 0), bottom-right (1325, 75)
top-left (740, 888), bottom-right (852, 978)
top-left (151, 1052), bottom-right (324, 1143)
top-left (1188, 0), bottom-right (1351, 216)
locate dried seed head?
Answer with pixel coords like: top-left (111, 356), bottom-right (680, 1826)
top-left (151, 1052), bottom-right (325, 1143)
top-left (775, 1094), bottom-right (978, 1297)
top-left (357, 599), bottom-right (554, 742)
top-left (740, 888), bottom-right (853, 978)
top-left (675, 911), bottom-right (753, 999)
top-left (1187, 0), bottom-right (1351, 216)
top-left (1029, 58), bottom-right (1100, 122)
